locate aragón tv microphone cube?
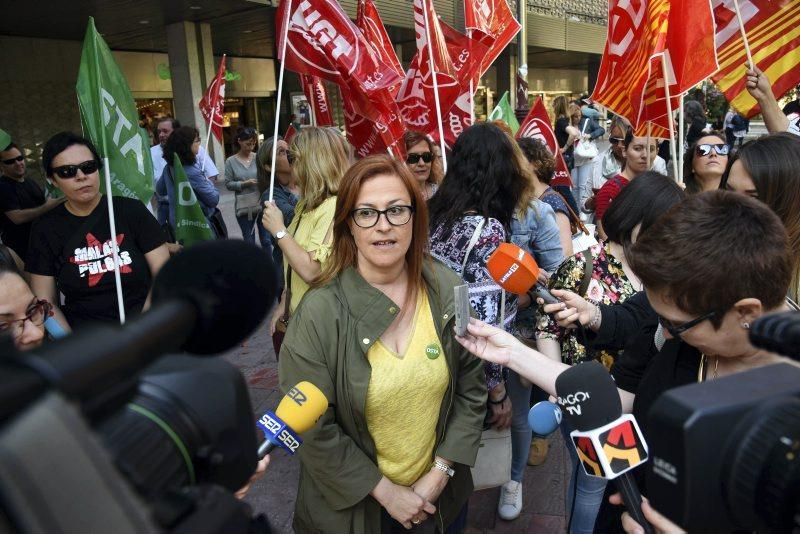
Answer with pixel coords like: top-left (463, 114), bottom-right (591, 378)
top-left (257, 381), bottom-right (328, 457)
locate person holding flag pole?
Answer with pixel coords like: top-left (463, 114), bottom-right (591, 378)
top-left (267, 0), bottom-right (292, 203)
top-left (73, 17), bottom-right (157, 324)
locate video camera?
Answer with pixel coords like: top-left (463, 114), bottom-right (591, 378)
top-left (0, 240), bottom-right (277, 533)
top-left (647, 312), bottom-right (800, 533)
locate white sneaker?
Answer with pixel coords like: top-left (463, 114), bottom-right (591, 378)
top-left (497, 480), bottom-right (522, 520)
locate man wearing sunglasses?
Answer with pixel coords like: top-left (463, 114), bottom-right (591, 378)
top-left (0, 142), bottom-right (65, 259)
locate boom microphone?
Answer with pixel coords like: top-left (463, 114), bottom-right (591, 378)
top-left (528, 401), bottom-right (562, 437)
top-left (487, 243), bottom-right (559, 304)
top-left (555, 362), bottom-right (654, 534)
top-left (257, 381), bottom-right (328, 458)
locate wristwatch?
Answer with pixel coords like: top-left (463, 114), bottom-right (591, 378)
top-left (274, 229), bottom-right (288, 240)
top-left (433, 459), bottom-right (455, 478)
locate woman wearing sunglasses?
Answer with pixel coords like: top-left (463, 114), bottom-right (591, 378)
top-left (403, 131), bottom-right (442, 200)
top-left (456, 191), bottom-right (799, 530)
top-left (278, 155), bottom-right (485, 533)
top-left (26, 132), bottom-right (169, 331)
top-left (721, 133), bottom-right (800, 303)
top-left (261, 127), bottom-right (348, 354)
top-left (682, 133), bottom-right (729, 194)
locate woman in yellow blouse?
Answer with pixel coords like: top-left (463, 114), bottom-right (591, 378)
top-left (262, 127), bottom-right (349, 333)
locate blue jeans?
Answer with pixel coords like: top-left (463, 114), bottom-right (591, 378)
top-left (507, 369), bottom-right (532, 482)
top-left (561, 423), bottom-right (607, 533)
top-left (572, 163), bottom-right (593, 216)
top-left (237, 214), bottom-right (257, 244)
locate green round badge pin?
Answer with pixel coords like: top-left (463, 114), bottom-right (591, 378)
top-left (425, 343), bottom-right (441, 360)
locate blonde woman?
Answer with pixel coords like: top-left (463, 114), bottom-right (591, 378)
top-left (262, 127), bottom-right (349, 348)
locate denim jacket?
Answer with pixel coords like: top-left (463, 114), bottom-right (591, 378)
top-left (510, 199), bottom-right (564, 272)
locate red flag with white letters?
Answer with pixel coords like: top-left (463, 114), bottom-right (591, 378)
top-left (356, 0), bottom-right (403, 81)
top-left (517, 98), bottom-right (573, 187)
top-left (276, 0), bottom-right (401, 124)
top-left (198, 54), bottom-right (226, 143)
top-left (464, 0), bottom-right (521, 75)
top-left (300, 75), bottom-right (334, 126)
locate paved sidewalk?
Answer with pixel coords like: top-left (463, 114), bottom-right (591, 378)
top-left (216, 184), bottom-right (571, 533)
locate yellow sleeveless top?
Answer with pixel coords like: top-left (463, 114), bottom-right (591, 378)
top-left (365, 289), bottom-right (450, 486)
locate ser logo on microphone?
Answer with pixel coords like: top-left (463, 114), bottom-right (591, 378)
top-left (259, 412), bottom-right (282, 434)
top-left (557, 391), bottom-right (590, 416)
top-left (288, 386), bottom-right (308, 406)
top-left (277, 429), bottom-right (301, 453)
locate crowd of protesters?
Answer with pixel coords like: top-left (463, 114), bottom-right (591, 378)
top-left (1, 66), bottom-right (800, 534)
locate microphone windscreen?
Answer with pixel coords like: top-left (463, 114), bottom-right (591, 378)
top-left (487, 243), bottom-right (540, 295)
top-left (151, 240), bottom-right (277, 354)
top-left (555, 361), bottom-right (622, 431)
top-left (528, 401), bottom-right (562, 436)
top-left (275, 381), bottom-right (328, 433)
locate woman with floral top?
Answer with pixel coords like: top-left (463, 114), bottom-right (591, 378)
top-left (428, 122), bottom-right (533, 519)
top-left (534, 171), bottom-right (685, 533)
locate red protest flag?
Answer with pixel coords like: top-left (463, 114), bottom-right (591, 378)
top-left (711, 0), bottom-right (800, 118)
top-left (356, 0), bottom-right (403, 80)
top-left (396, 0), bottom-right (462, 136)
top-left (591, 0), bottom-right (669, 130)
top-left (300, 74), bottom-right (334, 126)
top-left (343, 100), bottom-right (405, 158)
top-left (516, 97), bottom-right (573, 187)
top-left (431, 20), bottom-right (489, 148)
top-left (464, 0), bottom-right (521, 75)
top-left (198, 54), bottom-right (226, 143)
top-left (284, 124), bottom-right (298, 144)
top-left (276, 0), bottom-right (402, 124)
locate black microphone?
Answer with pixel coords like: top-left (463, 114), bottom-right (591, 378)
top-left (749, 311), bottom-right (800, 360)
top-left (1, 240), bottom-right (277, 422)
top-left (555, 361), bottom-right (654, 534)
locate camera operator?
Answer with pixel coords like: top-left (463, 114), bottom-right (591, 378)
top-left (455, 191), bottom-right (800, 530)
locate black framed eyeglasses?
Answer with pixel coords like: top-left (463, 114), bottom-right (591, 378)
top-left (658, 310), bottom-right (716, 338)
top-left (406, 152), bottom-right (433, 165)
top-left (51, 160), bottom-right (101, 179)
top-left (0, 299), bottom-right (52, 339)
top-left (350, 205), bottom-right (414, 228)
top-left (695, 144), bottom-right (729, 157)
top-left (2, 155), bottom-right (24, 165)
top-left (609, 137), bottom-right (625, 145)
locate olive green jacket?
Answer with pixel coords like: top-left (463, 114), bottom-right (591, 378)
top-left (279, 259), bottom-right (487, 534)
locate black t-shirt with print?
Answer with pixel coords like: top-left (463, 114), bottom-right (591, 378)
top-left (26, 196), bottom-right (165, 329)
top-left (0, 175), bottom-right (46, 258)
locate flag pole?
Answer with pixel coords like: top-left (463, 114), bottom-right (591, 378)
top-left (202, 54), bottom-right (225, 173)
top-left (90, 19), bottom-right (125, 324)
top-left (467, 29), bottom-right (475, 123)
top-left (732, 0), bottom-right (755, 68)
top-left (269, 0), bottom-right (292, 202)
top-left (646, 121), bottom-right (652, 168)
top-left (661, 58), bottom-right (679, 181)
top-left (678, 94), bottom-right (685, 183)
top-left (423, 7), bottom-right (448, 172)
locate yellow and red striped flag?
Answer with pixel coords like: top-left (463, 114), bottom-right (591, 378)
top-left (711, 0), bottom-right (800, 118)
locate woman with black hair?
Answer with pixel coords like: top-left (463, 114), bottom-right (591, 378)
top-left (682, 132), bottom-right (728, 194)
top-left (156, 126), bottom-right (220, 238)
top-left (535, 171), bottom-right (685, 533)
top-left (722, 133), bottom-right (800, 302)
top-left (428, 122), bottom-right (532, 516)
top-left (27, 132), bottom-right (168, 331)
top-left (224, 126), bottom-right (260, 243)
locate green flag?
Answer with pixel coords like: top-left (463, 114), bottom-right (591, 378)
top-left (0, 128), bottom-right (10, 151)
top-left (487, 91), bottom-right (520, 134)
top-left (172, 154), bottom-right (214, 246)
top-left (76, 17), bottom-right (153, 203)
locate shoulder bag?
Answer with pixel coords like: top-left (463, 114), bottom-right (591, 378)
top-left (271, 210), bottom-right (305, 358)
top-left (458, 217), bottom-right (513, 491)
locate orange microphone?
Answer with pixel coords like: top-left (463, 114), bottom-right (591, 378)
top-left (487, 243), bottom-right (560, 304)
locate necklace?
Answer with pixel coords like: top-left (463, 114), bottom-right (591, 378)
top-left (698, 354), bottom-right (719, 382)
